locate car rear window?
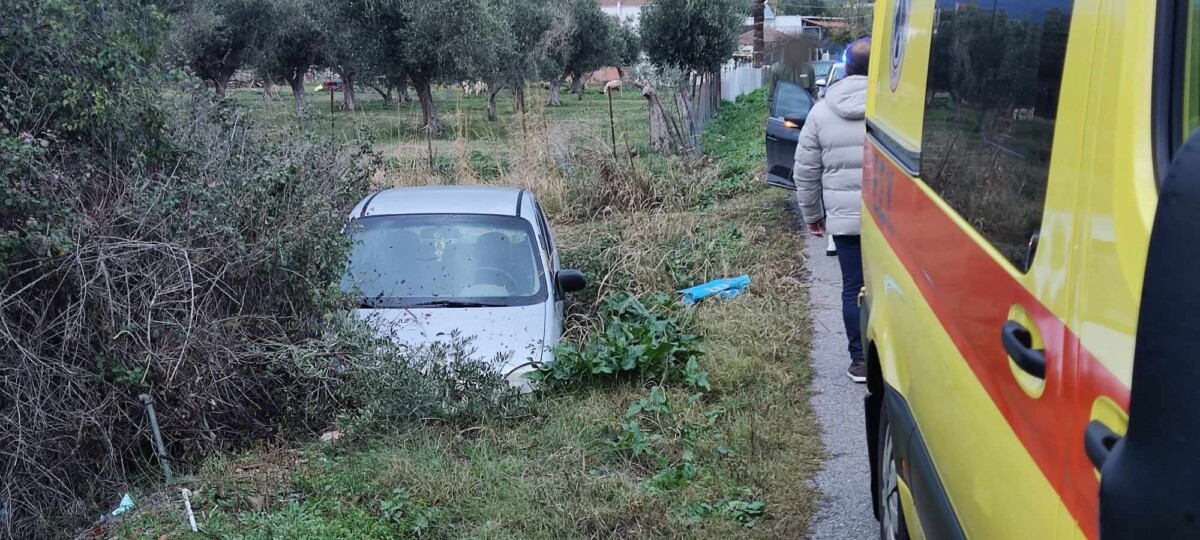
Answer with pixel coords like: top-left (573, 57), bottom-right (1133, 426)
top-left (342, 214), bottom-right (548, 308)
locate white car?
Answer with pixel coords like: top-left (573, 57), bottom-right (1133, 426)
top-left (816, 62), bottom-right (846, 100)
top-left (341, 186), bottom-right (586, 389)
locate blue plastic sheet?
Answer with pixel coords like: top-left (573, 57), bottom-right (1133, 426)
top-left (677, 275), bottom-right (751, 305)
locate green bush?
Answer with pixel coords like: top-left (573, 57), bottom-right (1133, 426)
top-left (327, 325), bottom-right (525, 435)
top-left (531, 293), bottom-right (703, 388)
top-left (0, 2), bottom-right (388, 535)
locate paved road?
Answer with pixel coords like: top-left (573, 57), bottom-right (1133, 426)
top-left (803, 233), bottom-right (877, 540)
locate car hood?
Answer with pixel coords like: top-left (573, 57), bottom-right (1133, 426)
top-left (356, 304), bottom-right (548, 388)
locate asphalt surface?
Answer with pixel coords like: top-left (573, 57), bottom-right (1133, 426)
top-left (803, 232), bottom-right (877, 540)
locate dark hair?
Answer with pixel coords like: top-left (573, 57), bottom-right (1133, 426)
top-left (845, 37), bottom-right (871, 77)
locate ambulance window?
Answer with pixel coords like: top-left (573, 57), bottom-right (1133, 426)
top-left (1185, 1), bottom-right (1200, 138)
top-left (920, 0), bottom-right (1073, 269)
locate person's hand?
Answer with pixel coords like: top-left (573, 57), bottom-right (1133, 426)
top-left (807, 219), bottom-right (826, 237)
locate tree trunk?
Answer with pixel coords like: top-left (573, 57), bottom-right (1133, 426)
top-left (712, 73), bottom-right (722, 112)
top-left (547, 76), bottom-right (563, 107)
top-left (486, 84), bottom-right (503, 121)
top-left (370, 83), bottom-right (395, 106)
top-left (515, 85), bottom-right (527, 114)
top-left (570, 72), bottom-right (587, 100)
top-left (262, 79), bottom-right (278, 101)
top-left (398, 84), bottom-right (412, 103)
top-left (212, 69), bottom-right (234, 98)
top-left (413, 77), bottom-right (443, 136)
top-left (676, 83), bottom-right (697, 147)
top-left (337, 68), bottom-right (357, 110)
top-left (635, 82), bottom-right (676, 154)
top-left (285, 74), bottom-right (308, 117)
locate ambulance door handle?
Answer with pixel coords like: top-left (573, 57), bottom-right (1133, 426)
top-left (1084, 420), bottom-right (1121, 470)
top-left (1001, 320), bottom-right (1046, 379)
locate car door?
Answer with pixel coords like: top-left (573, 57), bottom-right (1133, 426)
top-left (532, 200), bottom-right (563, 342)
top-left (765, 80), bottom-right (815, 190)
top-left (891, 0), bottom-right (1089, 536)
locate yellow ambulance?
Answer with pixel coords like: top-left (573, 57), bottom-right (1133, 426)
top-left (860, 0), bottom-right (1200, 538)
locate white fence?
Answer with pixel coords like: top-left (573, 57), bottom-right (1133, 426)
top-left (720, 62), bottom-right (767, 102)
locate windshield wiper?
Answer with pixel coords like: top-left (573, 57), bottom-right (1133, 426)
top-left (406, 300), bottom-right (506, 308)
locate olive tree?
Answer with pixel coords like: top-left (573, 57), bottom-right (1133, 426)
top-left (542, 0), bottom-right (616, 106)
top-left (640, 0), bottom-right (746, 77)
top-left (392, 0), bottom-right (504, 135)
top-left (316, 0), bottom-right (376, 110)
top-left (483, 0), bottom-right (555, 118)
top-left (172, 0), bottom-right (270, 97)
top-left (256, 0), bottom-right (325, 116)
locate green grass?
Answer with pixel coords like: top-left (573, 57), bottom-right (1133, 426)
top-left (700, 88), bottom-right (768, 198)
top-left (116, 85), bottom-right (821, 539)
top-left (229, 85), bottom-right (652, 151)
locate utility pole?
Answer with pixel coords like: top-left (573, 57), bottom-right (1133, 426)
top-left (752, 0), bottom-right (765, 68)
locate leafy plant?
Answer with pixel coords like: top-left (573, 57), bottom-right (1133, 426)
top-left (613, 419), bottom-right (664, 459)
top-left (682, 497), bottom-right (766, 528)
top-left (647, 449), bottom-right (700, 493)
top-left (532, 293), bottom-right (703, 388)
top-left (380, 488), bottom-right (442, 537)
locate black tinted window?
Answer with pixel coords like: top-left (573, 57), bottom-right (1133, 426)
top-left (772, 80), bottom-right (815, 118)
top-left (922, 1), bottom-right (1073, 268)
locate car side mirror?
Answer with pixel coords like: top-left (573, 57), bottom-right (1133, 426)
top-left (556, 270), bottom-right (587, 293)
top-left (815, 78), bottom-right (827, 87)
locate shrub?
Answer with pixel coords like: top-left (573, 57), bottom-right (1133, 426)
top-left (531, 293), bottom-right (703, 388)
top-left (330, 325), bottom-right (526, 435)
top-left (0, 2), bottom-right (382, 535)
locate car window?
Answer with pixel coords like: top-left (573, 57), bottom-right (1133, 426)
top-left (811, 61), bottom-right (834, 79)
top-left (771, 80), bottom-right (815, 118)
top-left (342, 214), bottom-right (548, 307)
top-left (533, 199), bottom-right (553, 255)
top-left (829, 64), bottom-right (846, 84)
top-left (920, 0), bottom-right (1074, 269)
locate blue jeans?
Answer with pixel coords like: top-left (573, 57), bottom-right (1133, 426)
top-left (833, 235), bottom-right (864, 363)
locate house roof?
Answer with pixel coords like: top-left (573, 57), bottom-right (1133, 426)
top-left (801, 17), bottom-right (850, 29)
top-left (738, 27), bottom-right (792, 46)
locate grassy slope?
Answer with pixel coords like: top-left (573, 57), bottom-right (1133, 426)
top-left (117, 89), bottom-right (820, 539)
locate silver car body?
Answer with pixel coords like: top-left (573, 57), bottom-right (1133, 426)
top-left (346, 186), bottom-right (565, 390)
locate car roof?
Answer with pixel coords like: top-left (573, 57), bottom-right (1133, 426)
top-left (351, 186), bottom-right (528, 218)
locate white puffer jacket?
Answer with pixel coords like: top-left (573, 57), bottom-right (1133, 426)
top-left (792, 75), bottom-right (867, 236)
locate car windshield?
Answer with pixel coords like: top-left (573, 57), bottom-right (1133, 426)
top-left (342, 214), bottom-right (548, 308)
top-left (773, 81), bottom-right (815, 118)
top-left (830, 64), bottom-right (845, 83)
top-left (810, 61), bottom-right (834, 79)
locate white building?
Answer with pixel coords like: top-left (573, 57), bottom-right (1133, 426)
top-left (600, 0), bottom-right (649, 27)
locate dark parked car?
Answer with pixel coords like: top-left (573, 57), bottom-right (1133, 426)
top-left (765, 79), bottom-right (816, 190)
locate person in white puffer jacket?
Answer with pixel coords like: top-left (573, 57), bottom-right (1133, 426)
top-left (793, 37), bottom-right (871, 383)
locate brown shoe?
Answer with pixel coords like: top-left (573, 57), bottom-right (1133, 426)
top-left (847, 359), bottom-right (867, 383)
